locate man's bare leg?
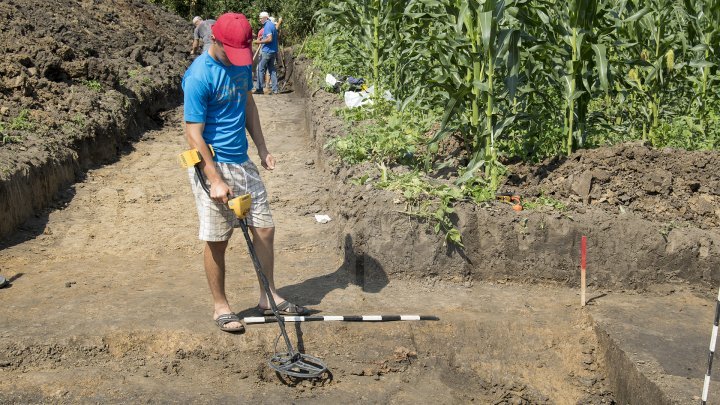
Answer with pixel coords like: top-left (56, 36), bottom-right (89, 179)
top-left (249, 226), bottom-right (286, 308)
top-left (205, 240), bottom-right (243, 329)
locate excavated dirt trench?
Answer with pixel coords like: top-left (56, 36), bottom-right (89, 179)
top-left (0, 86), bottom-right (620, 403)
top-left (1, 1), bottom-right (718, 401)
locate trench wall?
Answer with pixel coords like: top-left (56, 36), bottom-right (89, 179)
top-left (290, 53), bottom-right (720, 290)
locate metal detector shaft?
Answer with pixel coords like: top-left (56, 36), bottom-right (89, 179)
top-left (238, 220), bottom-right (296, 357)
top-left (243, 315), bottom-right (440, 324)
top-left (237, 218), bottom-right (327, 378)
top-left (195, 166), bottom-right (210, 194)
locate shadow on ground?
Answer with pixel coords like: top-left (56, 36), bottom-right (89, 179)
top-left (276, 234), bottom-right (389, 309)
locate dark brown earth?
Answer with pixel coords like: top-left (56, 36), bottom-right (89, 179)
top-left (0, 0), bottom-right (189, 238)
top-left (506, 144), bottom-right (720, 230)
top-left (1, 1), bottom-right (720, 404)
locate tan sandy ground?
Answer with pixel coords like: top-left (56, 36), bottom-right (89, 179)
top-left (0, 91), bottom-right (713, 404)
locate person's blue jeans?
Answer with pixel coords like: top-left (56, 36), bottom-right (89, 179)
top-left (256, 52), bottom-right (278, 93)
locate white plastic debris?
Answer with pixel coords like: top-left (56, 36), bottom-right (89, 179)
top-left (344, 89), bottom-right (372, 108)
top-left (314, 214), bottom-right (332, 224)
top-left (325, 73), bottom-right (338, 87)
top-left (343, 86), bottom-right (394, 108)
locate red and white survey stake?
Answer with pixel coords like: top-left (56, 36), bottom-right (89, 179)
top-left (581, 235), bottom-right (587, 306)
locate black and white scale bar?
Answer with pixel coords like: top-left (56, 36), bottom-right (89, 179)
top-left (702, 287), bottom-right (720, 405)
top-left (242, 315), bottom-right (439, 324)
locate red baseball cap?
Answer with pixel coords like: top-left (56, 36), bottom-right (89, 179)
top-left (211, 13), bottom-right (253, 66)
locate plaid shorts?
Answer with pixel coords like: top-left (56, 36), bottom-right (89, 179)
top-left (188, 160), bottom-right (274, 241)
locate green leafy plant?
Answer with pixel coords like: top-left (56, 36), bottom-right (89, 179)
top-left (9, 109), bottom-right (32, 131)
top-left (327, 116), bottom-right (423, 166)
top-left (378, 171), bottom-right (465, 246)
top-left (1, 122), bottom-right (22, 145)
top-left (523, 194), bottom-right (568, 211)
top-left (82, 80), bottom-right (103, 92)
top-left (71, 113), bottom-right (86, 127)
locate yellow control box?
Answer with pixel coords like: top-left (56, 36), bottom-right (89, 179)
top-left (228, 194), bottom-right (252, 219)
top-left (177, 146), bottom-right (215, 168)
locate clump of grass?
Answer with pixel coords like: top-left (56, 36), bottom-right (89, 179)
top-left (1, 132), bottom-right (23, 145)
top-left (82, 80), bottom-right (103, 92)
top-left (1, 135), bottom-right (21, 146)
top-left (523, 193), bottom-right (567, 211)
top-left (9, 109), bottom-right (32, 131)
top-left (71, 113), bottom-right (85, 127)
top-left (1, 109), bottom-right (37, 145)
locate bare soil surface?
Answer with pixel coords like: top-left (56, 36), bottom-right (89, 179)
top-left (2, 94), bottom-right (618, 403)
top-left (2, 1), bottom-right (720, 403)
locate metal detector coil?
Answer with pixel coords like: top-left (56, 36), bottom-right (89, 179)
top-left (269, 352), bottom-right (328, 378)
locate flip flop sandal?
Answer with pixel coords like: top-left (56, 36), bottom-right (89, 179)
top-left (258, 300), bottom-right (309, 316)
top-left (214, 313), bottom-right (245, 333)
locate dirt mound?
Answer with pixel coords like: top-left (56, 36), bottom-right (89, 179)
top-left (0, 0), bottom-right (190, 238)
top-left (505, 143), bottom-right (720, 229)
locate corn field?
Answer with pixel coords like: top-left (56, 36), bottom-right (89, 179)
top-left (315, 0), bottom-right (720, 188)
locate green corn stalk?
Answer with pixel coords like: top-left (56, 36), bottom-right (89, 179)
top-left (423, 0), bottom-right (521, 189)
top-left (316, 0), bottom-right (407, 99)
top-left (616, 0), bottom-right (689, 145)
top-left (557, 0), bottom-right (610, 155)
top-left (684, 0), bottom-right (720, 138)
top-left (387, 0), bottom-right (450, 111)
top-left (419, 0), bottom-right (485, 175)
top-left (517, 0), bottom-right (611, 156)
top-left (476, 2), bottom-right (521, 188)
top-left (479, 4), bottom-right (496, 184)
top-left (503, 2), bottom-right (567, 160)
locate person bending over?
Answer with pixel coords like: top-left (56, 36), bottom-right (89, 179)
top-left (190, 16), bottom-right (216, 56)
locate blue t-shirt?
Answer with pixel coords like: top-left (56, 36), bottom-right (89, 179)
top-left (182, 53), bottom-right (254, 164)
top-left (261, 20), bottom-right (278, 54)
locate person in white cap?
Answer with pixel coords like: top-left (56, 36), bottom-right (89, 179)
top-left (182, 13), bottom-right (309, 334)
top-left (190, 16), bottom-right (216, 56)
top-left (253, 11), bottom-right (279, 94)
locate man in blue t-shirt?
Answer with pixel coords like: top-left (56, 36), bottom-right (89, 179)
top-left (253, 11), bottom-right (279, 94)
top-left (182, 13), bottom-right (308, 334)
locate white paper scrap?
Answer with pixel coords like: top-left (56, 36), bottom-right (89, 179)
top-left (314, 214), bottom-right (332, 224)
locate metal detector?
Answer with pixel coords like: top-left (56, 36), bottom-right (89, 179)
top-left (178, 148), bottom-right (328, 379)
